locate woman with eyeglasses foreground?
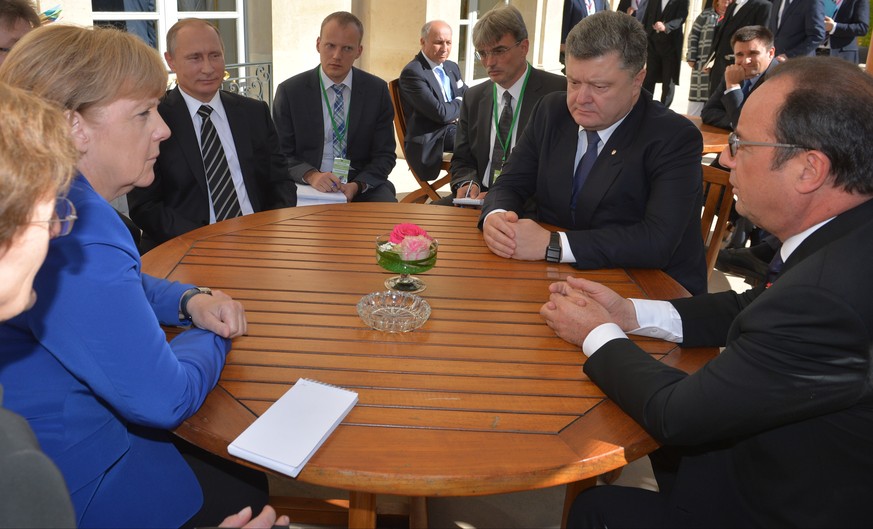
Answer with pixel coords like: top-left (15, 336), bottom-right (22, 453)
top-left (0, 25), bottom-right (271, 528)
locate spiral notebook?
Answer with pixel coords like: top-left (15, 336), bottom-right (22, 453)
top-left (227, 378), bottom-right (358, 478)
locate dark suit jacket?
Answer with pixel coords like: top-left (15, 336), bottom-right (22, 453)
top-left (481, 91), bottom-right (707, 295)
top-left (707, 0), bottom-right (772, 95)
top-left (828, 0), bottom-right (870, 62)
top-left (273, 66), bottom-right (396, 193)
top-left (449, 67), bottom-right (566, 192)
top-left (585, 198), bottom-right (873, 526)
top-left (770, 0), bottom-right (827, 58)
top-left (701, 59), bottom-right (778, 130)
top-left (643, 0), bottom-right (689, 82)
top-left (128, 88), bottom-right (295, 246)
top-left (561, 0), bottom-right (610, 42)
top-left (399, 53), bottom-right (468, 181)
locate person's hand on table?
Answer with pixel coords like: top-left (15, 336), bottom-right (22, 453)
top-left (219, 505), bottom-right (290, 528)
top-left (304, 171), bottom-right (343, 193)
top-left (339, 181), bottom-right (360, 202)
top-left (541, 276), bottom-right (640, 341)
top-left (188, 289), bottom-right (248, 339)
top-left (541, 276), bottom-right (636, 346)
top-left (509, 220), bottom-right (551, 261)
top-left (483, 211), bottom-right (518, 258)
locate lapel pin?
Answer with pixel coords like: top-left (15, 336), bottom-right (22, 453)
top-left (611, 149), bottom-right (617, 155)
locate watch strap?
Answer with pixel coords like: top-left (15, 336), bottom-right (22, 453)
top-left (179, 287), bottom-right (213, 321)
top-left (545, 232), bottom-right (562, 263)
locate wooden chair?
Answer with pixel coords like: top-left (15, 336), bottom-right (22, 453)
top-left (388, 78), bottom-right (452, 204)
top-left (700, 164), bottom-right (734, 279)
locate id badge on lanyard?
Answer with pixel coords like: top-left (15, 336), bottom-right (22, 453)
top-left (333, 157), bottom-right (351, 183)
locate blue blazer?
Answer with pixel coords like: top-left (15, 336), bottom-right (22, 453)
top-left (481, 91), bottom-right (707, 295)
top-left (769, 0), bottom-right (827, 57)
top-left (273, 66), bottom-right (396, 193)
top-left (0, 175), bottom-right (229, 527)
top-left (399, 52), bottom-right (468, 181)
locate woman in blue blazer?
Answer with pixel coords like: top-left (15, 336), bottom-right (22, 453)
top-left (0, 25), bottom-right (265, 528)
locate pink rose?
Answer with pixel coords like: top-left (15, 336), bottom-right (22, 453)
top-left (390, 223), bottom-right (431, 244)
top-left (399, 235), bottom-right (433, 261)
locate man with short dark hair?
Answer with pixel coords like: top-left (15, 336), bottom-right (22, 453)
top-left (481, 11), bottom-right (707, 295)
top-left (702, 25), bottom-right (777, 130)
top-left (129, 18), bottom-right (295, 249)
top-left (0, 0), bottom-right (38, 66)
top-left (446, 4), bottom-right (565, 204)
top-left (272, 11), bottom-right (397, 203)
top-left (399, 20), bottom-right (468, 182)
top-left (544, 56), bottom-right (873, 527)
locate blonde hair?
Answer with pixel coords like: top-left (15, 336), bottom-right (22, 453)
top-left (0, 24), bottom-right (168, 116)
top-left (0, 82), bottom-right (77, 249)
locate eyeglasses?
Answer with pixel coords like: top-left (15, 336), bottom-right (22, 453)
top-left (728, 132), bottom-right (805, 158)
top-left (30, 197), bottom-right (77, 239)
top-left (475, 40), bottom-right (523, 61)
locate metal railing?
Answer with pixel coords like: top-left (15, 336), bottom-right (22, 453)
top-left (168, 61), bottom-right (273, 107)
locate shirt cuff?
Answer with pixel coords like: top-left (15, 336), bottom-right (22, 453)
top-left (582, 323), bottom-right (628, 357)
top-left (628, 298), bottom-right (684, 342)
top-left (558, 232), bottom-right (576, 263)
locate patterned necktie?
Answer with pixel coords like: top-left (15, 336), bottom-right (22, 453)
top-left (331, 84), bottom-right (347, 158)
top-left (765, 251), bottom-right (784, 286)
top-left (489, 91), bottom-right (514, 185)
top-left (197, 105), bottom-right (241, 222)
top-left (571, 130), bottom-right (601, 213)
top-left (435, 66), bottom-right (452, 102)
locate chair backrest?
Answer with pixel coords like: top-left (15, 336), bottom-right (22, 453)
top-left (388, 78), bottom-right (452, 203)
top-left (701, 164), bottom-right (734, 279)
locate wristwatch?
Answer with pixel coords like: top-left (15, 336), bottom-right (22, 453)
top-left (545, 232), bottom-right (562, 263)
top-left (178, 287), bottom-right (212, 321)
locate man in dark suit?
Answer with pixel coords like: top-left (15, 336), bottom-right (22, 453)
top-left (823, 0), bottom-right (869, 63)
top-left (128, 19), bottom-right (295, 249)
top-left (769, 0), bottom-right (826, 59)
top-left (272, 11), bottom-right (396, 203)
top-left (641, 0), bottom-right (688, 107)
top-left (707, 0), bottom-right (772, 97)
top-left (543, 56), bottom-right (873, 528)
top-left (560, 0), bottom-right (609, 65)
top-left (446, 4), bottom-right (565, 204)
top-left (481, 11), bottom-right (706, 295)
top-left (702, 25), bottom-right (777, 130)
top-left (399, 20), bottom-right (468, 183)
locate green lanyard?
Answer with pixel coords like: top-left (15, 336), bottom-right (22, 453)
top-left (318, 72), bottom-right (350, 149)
top-left (492, 65), bottom-right (531, 164)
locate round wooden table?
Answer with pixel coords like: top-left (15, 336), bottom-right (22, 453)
top-left (142, 203), bottom-right (715, 528)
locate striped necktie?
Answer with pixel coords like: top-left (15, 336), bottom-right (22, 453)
top-left (331, 84), bottom-right (347, 158)
top-left (197, 105), bottom-right (241, 222)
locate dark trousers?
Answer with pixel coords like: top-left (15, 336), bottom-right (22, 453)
top-left (174, 436), bottom-right (269, 529)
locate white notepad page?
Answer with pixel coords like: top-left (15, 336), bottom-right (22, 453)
top-left (228, 378), bottom-right (358, 478)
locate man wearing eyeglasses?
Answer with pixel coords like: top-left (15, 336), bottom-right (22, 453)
top-left (0, 0), bottom-right (38, 66)
top-left (445, 4), bottom-right (565, 205)
top-left (480, 11), bottom-right (707, 296)
top-left (702, 25), bottom-right (778, 131)
top-left (272, 11), bottom-right (397, 204)
top-left (543, 56), bottom-right (873, 527)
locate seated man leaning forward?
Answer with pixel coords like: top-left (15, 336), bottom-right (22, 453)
top-left (542, 56), bottom-right (873, 528)
top-left (480, 11), bottom-right (706, 295)
top-left (273, 11), bottom-right (397, 203)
